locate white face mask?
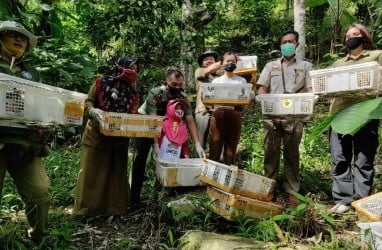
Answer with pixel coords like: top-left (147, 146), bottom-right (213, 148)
top-left (175, 109), bottom-right (184, 119)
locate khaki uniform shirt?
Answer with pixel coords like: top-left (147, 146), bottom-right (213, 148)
top-left (194, 67), bottom-right (218, 114)
top-left (257, 57), bottom-right (312, 94)
top-left (330, 50), bottom-right (382, 114)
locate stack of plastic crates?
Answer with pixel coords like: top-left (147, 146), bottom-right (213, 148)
top-left (200, 159), bottom-right (282, 220)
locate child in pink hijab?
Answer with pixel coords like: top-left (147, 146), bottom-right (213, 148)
top-left (156, 99), bottom-right (190, 159)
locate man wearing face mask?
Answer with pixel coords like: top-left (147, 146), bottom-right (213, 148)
top-left (130, 70), bottom-right (204, 209)
top-left (194, 51), bottom-right (222, 149)
top-left (0, 21), bottom-right (51, 242)
top-left (209, 52), bottom-right (247, 165)
top-left (74, 56), bottom-right (140, 216)
top-left (257, 31), bottom-right (312, 205)
top-left (328, 24), bottom-right (382, 214)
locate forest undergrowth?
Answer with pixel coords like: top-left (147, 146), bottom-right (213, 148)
top-left (1, 103), bottom-right (381, 249)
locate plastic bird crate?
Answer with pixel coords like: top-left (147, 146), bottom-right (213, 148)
top-left (257, 93), bottom-right (315, 115)
top-left (0, 73), bottom-right (86, 126)
top-left (358, 222), bottom-right (382, 249)
top-left (352, 192), bottom-right (382, 222)
top-left (200, 83), bottom-right (253, 105)
top-left (200, 159), bottom-right (238, 192)
top-left (231, 169), bottom-right (276, 201)
top-left (236, 56), bottom-right (257, 70)
top-left (234, 56), bottom-right (257, 85)
top-left (206, 186), bottom-right (283, 221)
top-left (309, 61), bottom-right (381, 95)
top-left (155, 158), bottom-right (204, 187)
top-left (99, 112), bottom-right (162, 138)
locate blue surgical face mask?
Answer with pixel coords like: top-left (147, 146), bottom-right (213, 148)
top-left (281, 43), bottom-right (296, 57)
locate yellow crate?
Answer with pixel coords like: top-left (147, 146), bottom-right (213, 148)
top-left (155, 158), bottom-right (204, 187)
top-left (64, 101), bottom-right (85, 125)
top-left (352, 192), bottom-right (382, 222)
top-left (99, 112), bottom-right (163, 138)
top-left (200, 159), bottom-right (238, 192)
top-left (207, 186), bottom-right (283, 220)
top-left (234, 68), bottom-right (257, 85)
top-left (200, 83), bottom-right (253, 106)
top-left (309, 61), bottom-right (381, 95)
top-left (232, 169), bottom-right (276, 201)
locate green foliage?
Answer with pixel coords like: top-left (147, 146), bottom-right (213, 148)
top-left (272, 193), bottom-right (334, 238)
top-left (331, 97), bottom-right (382, 135)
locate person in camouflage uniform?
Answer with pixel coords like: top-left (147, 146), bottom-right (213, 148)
top-left (130, 70), bottom-right (204, 208)
top-left (0, 20), bottom-right (50, 241)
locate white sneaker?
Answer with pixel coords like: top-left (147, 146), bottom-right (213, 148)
top-left (329, 204), bottom-right (350, 214)
top-left (329, 204), bottom-right (340, 214)
top-left (336, 204), bottom-right (350, 214)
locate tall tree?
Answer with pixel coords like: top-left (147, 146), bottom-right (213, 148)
top-left (294, 0), bottom-right (306, 59)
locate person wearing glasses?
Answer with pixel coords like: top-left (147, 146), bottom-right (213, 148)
top-left (0, 20), bottom-right (50, 241)
top-left (130, 70), bottom-right (204, 209)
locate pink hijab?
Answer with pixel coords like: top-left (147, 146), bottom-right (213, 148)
top-left (162, 99), bottom-right (189, 145)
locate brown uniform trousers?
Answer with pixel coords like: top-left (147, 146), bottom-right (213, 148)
top-left (263, 119), bottom-right (303, 194)
top-left (74, 119), bottom-right (130, 216)
top-left (209, 108), bottom-right (242, 165)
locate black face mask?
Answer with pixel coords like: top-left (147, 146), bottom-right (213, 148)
top-left (168, 85), bottom-right (184, 97)
top-left (224, 63), bottom-right (237, 72)
top-left (345, 37), bottom-right (365, 50)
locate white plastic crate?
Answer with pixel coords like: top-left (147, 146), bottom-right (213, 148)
top-left (236, 56), bottom-right (257, 70)
top-left (0, 73), bottom-right (86, 126)
top-left (309, 61), bottom-right (381, 95)
top-left (232, 169), bottom-right (276, 201)
top-left (200, 159), bottom-right (238, 192)
top-left (358, 222), bottom-right (382, 250)
top-left (206, 186), bottom-right (283, 221)
top-left (352, 192), bottom-right (382, 222)
top-left (155, 158), bottom-right (204, 187)
top-left (257, 93), bottom-right (315, 115)
top-left (99, 112), bottom-right (162, 138)
top-left (200, 83), bottom-right (253, 105)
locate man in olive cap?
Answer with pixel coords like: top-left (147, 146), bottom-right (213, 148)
top-left (0, 20), bottom-right (50, 241)
top-left (194, 50), bottom-right (221, 149)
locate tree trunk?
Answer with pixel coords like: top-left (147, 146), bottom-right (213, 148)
top-left (294, 0), bottom-right (306, 60)
top-left (181, 0), bottom-right (194, 89)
